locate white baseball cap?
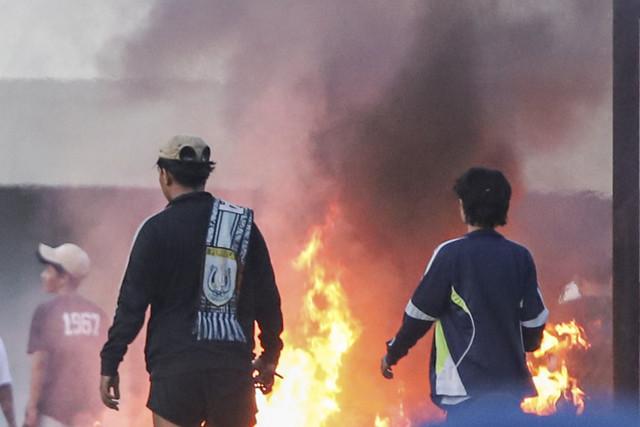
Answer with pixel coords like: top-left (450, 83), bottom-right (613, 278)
top-left (38, 243), bottom-right (90, 279)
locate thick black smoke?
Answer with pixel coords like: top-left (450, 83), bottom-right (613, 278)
top-left (311, 0), bottom-right (610, 276)
top-left (92, 0), bottom-right (615, 424)
top-left (98, 0), bottom-right (611, 281)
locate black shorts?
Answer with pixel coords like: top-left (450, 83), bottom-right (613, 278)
top-left (148, 370), bottom-right (257, 427)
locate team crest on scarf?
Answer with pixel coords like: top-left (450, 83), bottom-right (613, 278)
top-left (195, 199), bottom-right (252, 342)
top-left (203, 247), bottom-right (237, 306)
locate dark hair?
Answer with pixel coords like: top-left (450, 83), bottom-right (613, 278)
top-left (454, 167), bottom-right (512, 228)
top-left (156, 158), bottom-right (215, 188)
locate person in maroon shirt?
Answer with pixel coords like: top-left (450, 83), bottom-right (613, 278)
top-left (25, 243), bottom-right (107, 427)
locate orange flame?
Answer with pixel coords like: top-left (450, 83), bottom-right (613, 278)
top-left (255, 217), bottom-right (362, 426)
top-left (374, 404), bottom-right (412, 427)
top-left (521, 320), bottom-right (590, 416)
top-left (374, 415), bottom-right (391, 427)
top-left (374, 383), bottom-right (413, 427)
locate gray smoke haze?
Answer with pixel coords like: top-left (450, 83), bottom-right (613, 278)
top-left (0, 1), bottom-right (614, 425)
top-left (0, 188), bottom-right (166, 426)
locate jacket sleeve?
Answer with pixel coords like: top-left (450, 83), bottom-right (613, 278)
top-left (386, 314), bottom-right (433, 365)
top-left (246, 225), bottom-right (283, 366)
top-left (386, 244), bottom-right (452, 365)
top-left (520, 251), bottom-right (549, 352)
top-left (100, 220), bottom-right (157, 376)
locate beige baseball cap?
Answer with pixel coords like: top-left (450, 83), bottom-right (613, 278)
top-left (158, 135), bottom-right (212, 163)
top-left (38, 243), bottom-right (90, 279)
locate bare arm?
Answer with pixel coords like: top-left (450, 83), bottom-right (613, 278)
top-left (24, 351), bottom-right (49, 427)
top-left (0, 384), bottom-right (16, 427)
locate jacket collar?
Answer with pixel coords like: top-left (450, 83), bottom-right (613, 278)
top-left (466, 228), bottom-right (503, 238)
top-left (167, 191), bottom-right (212, 207)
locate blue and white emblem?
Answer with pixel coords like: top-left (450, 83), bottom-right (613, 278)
top-left (203, 247), bottom-right (237, 307)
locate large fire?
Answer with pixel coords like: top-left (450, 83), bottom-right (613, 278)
top-left (253, 214), bottom-right (593, 425)
top-left (255, 219), bottom-right (361, 426)
top-left (521, 320), bottom-right (591, 416)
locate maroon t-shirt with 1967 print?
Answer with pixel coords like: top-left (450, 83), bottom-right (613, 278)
top-left (28, 292), bottom-right (108, 425)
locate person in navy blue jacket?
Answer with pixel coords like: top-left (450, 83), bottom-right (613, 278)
top-left (381, 167), bottom-right (548, 424)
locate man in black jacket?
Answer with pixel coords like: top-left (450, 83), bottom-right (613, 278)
top-left (100, 135), bottom-right (283, 427)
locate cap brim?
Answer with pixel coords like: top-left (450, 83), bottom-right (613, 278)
top-left (37, 243), bottom-right (62, 269)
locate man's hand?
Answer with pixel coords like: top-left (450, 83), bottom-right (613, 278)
top-left (100, 374), bottom-right (120, 410)
top-left (380, 355), bottom-right (394, 379)
top-left (252, 357), bottom-right (277, 395)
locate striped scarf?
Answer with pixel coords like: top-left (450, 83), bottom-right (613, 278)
top-left (194, 198), bottom-right (253, 342)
